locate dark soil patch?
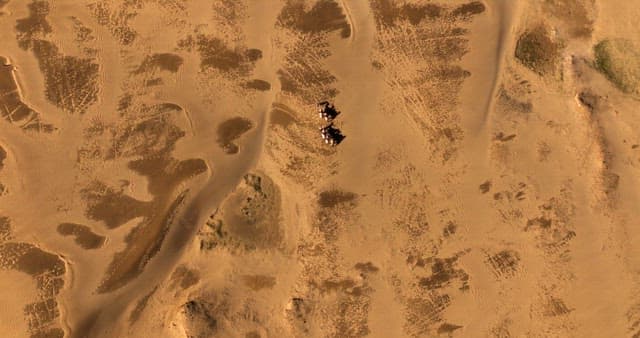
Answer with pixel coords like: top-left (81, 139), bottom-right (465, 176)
top-left (217, 117), bottom-right (253, 154)
top-left (242, 275), bottom-right (276, 290)
top-left (318, 190), bottom-right (357, 208)
top-left (0, 145), bottom-right (5, 170)
top-left (450, 1), bottom-right (486, 18)
top-left (171, 265), bottom-right (200, 290)
top-left (479, 180), bottom-right (492, 193)
top-left (278, 0), bottom-right (351, 38)
top-left (245, 79), bottom-right (271, 91)
top-left (57, 223), bottom-right (106, 249)
top-left (134, 53), bottom-right (183, 73)
top-left (179, 34), bottom-right (261, 74)
top-left (0, 216), bottom-right (11, 243)
top-left (515, 26), bottom-right (560, 75)
top-left (81, 181), bottom-right (150, 229)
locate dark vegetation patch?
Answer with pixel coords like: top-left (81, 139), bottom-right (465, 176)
top-left (242, 275), bottom-right (276, 290)
top-left (525, 216), bottom-right (552, 230)
top-left (541, 297), bottom-right (572, 317)
top-left (14, 1), bottom-right (52, 46)
top-left (0, 243), bottom-right (66, 276)
top-left (178, 34), bottom-right (261, 74)
top-left (170, 265), bottom-right (200, 290)
top-left (145, 78), bottom-right (163, 86)
top-left (354, 262), bottom-right (379, 274)
top-left (479, 180), bottom-right (492, 194)
top-left (57, 223), bottom-right (106, 249)
top-left (81, 181), bottom-right (150, 229)
top-left (245, 79), bottom-right (271, 91)
top-left (418, 256), bottom-right (470, 291)
top-left (486, 250), bottom-right (520, 278)
top-left (134, 53), bottom-right (183, 74)
top-left (594, 39), bottom-right (640, 94)
top-left (498, 88), bottom-right (532, 113)
top-left (400, 4), bottom-right (443, 25)
top-left (429, 65), bottom-right (471, 80)
top-left (88, 0), bottom-right (137, 45)
top-left (31, 40), bottom-right (99, 114)
top-left (515, 26), bottom-right (560, 75)
top-left (286, 298), bottom-right (311, 334)
top-left (0, 145), bottom-right (5, 169)
top-left (278, 0), bottom-right (351, 37)
top-left (450, 1), bottom-right (486, 18)
top-left (370, 0), bottom-right (484, 27)
top-left (438, 323), bottom-right (463, 334)
top-left (16, 2), bottom-right (99, 114)
top-left (309, 278), bottom-right (366, 296)
top-left (277, 66), bottom-right (338, 101)
top-left (217, 117), bottom-right (253, 154)
top-left (0, 229), bottom-right (66, 338)
top-left (30, 327), bottom-right (64, 338)
top-left (443, 221), bottom-right (457, 237)
top-left (370, 0), bottom-right (443, 26)
top-left (71, 16), bottom-right (95, 45)
top-left (128, 157), bottom-right (207, 196)
top-left (494, 132), bottom-right (516, 142)
top-left (318, 190), bottom-right (357, 208)
top-left (315, 190), bottom-right (359, 242)
top-left (0, 216), bottom-right (10, 243)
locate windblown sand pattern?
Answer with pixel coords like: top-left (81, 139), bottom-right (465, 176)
top-left (1, 0), bottom-right (640, 337)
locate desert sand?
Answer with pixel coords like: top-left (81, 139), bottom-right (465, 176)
top-left (1, 0), bottom-right (640, 337)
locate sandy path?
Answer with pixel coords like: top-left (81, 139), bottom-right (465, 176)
top-left (460, 0), bottom-right (521, 134)
top-left (325, 1), bottom-right (388, 193)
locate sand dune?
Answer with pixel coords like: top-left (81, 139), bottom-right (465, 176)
top-left (1, 0), bottom-right (640, 337)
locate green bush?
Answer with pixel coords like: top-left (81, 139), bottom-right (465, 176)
top-left (594, 39), bottom-right (640, 94)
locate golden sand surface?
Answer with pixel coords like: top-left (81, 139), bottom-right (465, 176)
top-left (1, 0), bottom-right (640, 337)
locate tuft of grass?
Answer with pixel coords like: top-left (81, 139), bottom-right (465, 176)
top-left (515, 26), bottom-right (560, 75)
top-left (594, 39), bottom-right (640, 94)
